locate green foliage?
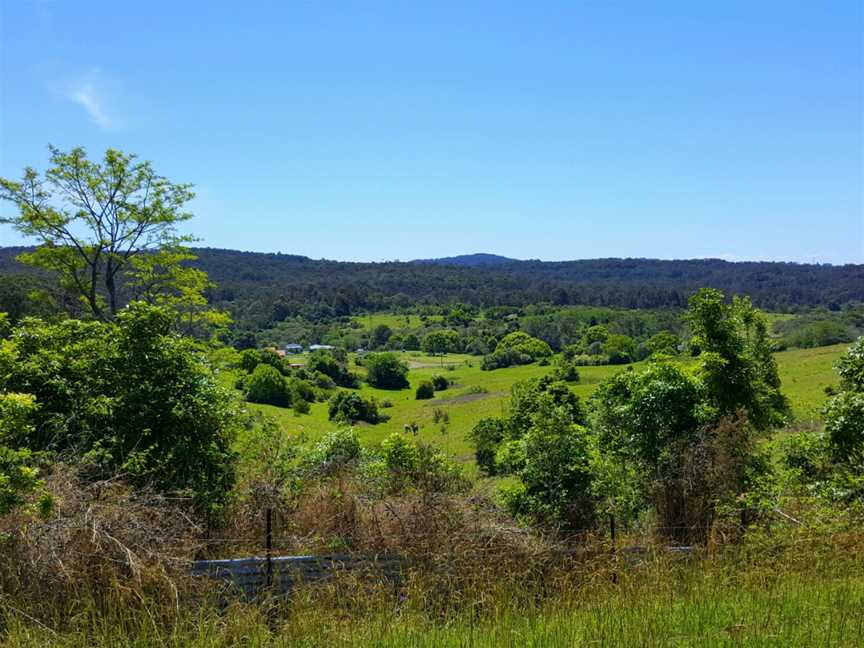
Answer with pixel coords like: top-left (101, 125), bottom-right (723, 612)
top-left (422, 329), bottom-right (461, 355)
top-left (245, 364), bottom-right (292, 407)
top-left (687, 288), bottom-right (789, 430)
top-left (0, 303), bottom-right (237, 513)
top-left (592, 363), bottom-right (702, 466)
top-left (495, 331), bottom-right (552, 359)
top-left (415, 381), bottom-right (435, 400)
top-left (306, 349), bottom-right (359, 387)
top-left (127, 247), bottom-right (231, 337)
top-left (602, 334), bottom-right (636, 364)
top-left (583, 325), bottom-right (610, 346)
top-left (469, 418), bottom-right (505, 475)
top-left (481, 348), bottom-right (532, 370)
top-left (823, 393), bottom-right (864, 464)
top-left (645, 330), bottom-right (681, 356)
top-left (469, 376), bottom-right (585, 477)
top-left (381, 433), bottom-right (465, 494)
top-left (370, 324), bottom-right (393, 349)
top-left (551, 348), bottom-right (581, 382)
top-left (781, 319), bottom-right (854, 349)
top-left (836, 336), bottom-right (864, 392)
top-left (431, 375), bottom-right (450, 391)
top-left (499, 400), bottom-right (595, 530)
top-left (328, 391), bottom-right (385, 424)
top-left (507, 376), bottom-right (585, 439)
top-left (0, 145), bottom-right (196, 320)
top-left (303, 429), bottom-right (365, 476)
top-left (364, 352), bottom-right (409, 389)
top-left (0, 393), bottom-right (47, 515)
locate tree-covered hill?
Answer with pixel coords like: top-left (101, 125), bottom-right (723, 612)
top-left (1, 246), bottom-right (862, 323)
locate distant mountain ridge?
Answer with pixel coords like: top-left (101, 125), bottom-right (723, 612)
top-left (1, 246), bottom-right (863, 312)
top-left (412, 253), bottom-right (520, 266)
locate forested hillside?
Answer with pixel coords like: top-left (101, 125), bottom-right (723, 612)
top-left (2, 247), bottom-right (861, 325)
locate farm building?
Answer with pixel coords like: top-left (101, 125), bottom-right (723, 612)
top-left (283, 343), bottom-right (303, 354)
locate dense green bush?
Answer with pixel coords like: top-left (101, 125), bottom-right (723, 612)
top-left (481, 348), bottom-right (533, 370)
top-left (415, 381), bottom-right (435, 400)
top-left (431, 375), bottom-right (450, 391)
top-left (836, 337), bottom-right (864, 392)
top-left (499, 401), bottom-right (595, 530)
top-left (306, 349), bottom-right (359, 388)
top-left (494, 331), bottom-right (552, 359)
top-left (327, 391), bottom-right (386, 424)
top-left (0, 303), bottom-right (238, 513)
top-left (363, 352), bottom-right (410, 389)
top-left (602, 334), bottom-right (636, 364)
top-left (422, 330), bottom-right (461, 355)
top-left (469, 418), bottom-right (506, 475)
top-left (246, 364), bottom-right (292, 407)
top-left (381, 433), bottom-right (466, 494)
top-left (0, 393), bottom-right (46, 516)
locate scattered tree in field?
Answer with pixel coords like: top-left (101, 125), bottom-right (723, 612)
top-left (603, 334), bottom-right (636, 364)
top-left (327, 391), bottom-right (385, 424)
top-left (0, 146), bottom-right (198, 321)
top-left (494, 331), bottom-right (552, 359)
top-left (645, 330), bottom-right (681, 356)
top-left (306, 349), bottom-right (359, 387)
top-left (246, 364), bottom-right (292, 407)
top-left (364, 352), bottom-right (410, 389)
top-left (422, 329), bottom-right (461, 355)
top-left (431, 375), bottom-right (450, 391)
top-left (415, 381), bottom-right (435, 400)
top-left (370, 324), bottom-right (393, 349)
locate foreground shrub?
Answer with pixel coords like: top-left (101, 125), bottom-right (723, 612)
top-left (500, 401), bottom-right (596, 531)
top-left (0, 303), bottom-right (237, 513)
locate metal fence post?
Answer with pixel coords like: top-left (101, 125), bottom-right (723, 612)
top-left (266, 508), bottom-right (273, 588)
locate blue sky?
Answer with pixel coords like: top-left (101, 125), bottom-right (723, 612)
top-left (1, 1), bottom-right (861, 263)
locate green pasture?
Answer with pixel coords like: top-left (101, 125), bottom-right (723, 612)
top-left (233, 343), bottom-right (851, 470)
top-left (350, 313), bottom-right (441, 331)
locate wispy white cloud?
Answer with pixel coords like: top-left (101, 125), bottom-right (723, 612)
top-left (67, 80), bottom-right (112, 129)
top-left (60, 70), bottom-right (122, 130)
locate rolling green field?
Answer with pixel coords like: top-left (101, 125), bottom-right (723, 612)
top-left (350, 313), bottom-right (442, 331)
top-left (775, 343), bottom-right (848, 422)
top-left (232, 342), bottom-right (851, 470)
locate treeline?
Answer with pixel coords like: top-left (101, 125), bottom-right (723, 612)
top-left (2, 247), bottom-right (862, 330)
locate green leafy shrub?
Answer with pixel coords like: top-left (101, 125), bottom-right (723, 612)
top-left (499, 402), bottom-right (595, 531)
top-left (306, 350), bottom-right (359, 388)
top-left (469, 418), bottom-right (505, 475)
top-left (364, 352), bottom-right (410, 389)
top-left (0, 303), bottom-right (237, 513)
top-left (327, 391), bottom-right (386, 424)
top-left (246, 364), bottom-right (292, 407)
top-left (0, 393), bottom-right (47, 516)
top-left (494, 331), bottom-right (552, 359)
top-left (415, 381), bottom-right (435, 400)
top-left (431, 375), bottom-right (449, 391)
top-left (823, 391), bottom-right (864, 464)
